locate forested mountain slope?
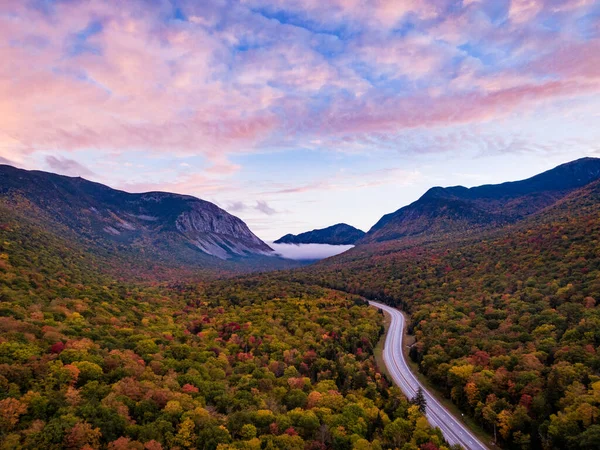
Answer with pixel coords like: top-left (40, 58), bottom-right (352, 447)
top-left (289, 179), bottom-right (600, 449)
top-left (0, 167), bottom-right (305, 278)
top-left (361, 157), bottom-right (600, 243)
top-left (0, 199), bottom-right (449, 449)
top-left (0, 165), bottom-right (275, 263)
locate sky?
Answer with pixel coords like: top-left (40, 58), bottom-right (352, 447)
top-left (1, 0), bottom-right (599, 240)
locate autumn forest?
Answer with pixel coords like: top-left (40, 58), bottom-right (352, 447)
top-left (2, 160), bottom-right (600, 450)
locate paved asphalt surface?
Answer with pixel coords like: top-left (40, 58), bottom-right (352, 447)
top-left (370, 300), bottom-right (489, 450)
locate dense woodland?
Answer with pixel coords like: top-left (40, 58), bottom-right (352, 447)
top-left (4, 176), bottom-right (600, 449)
top-left (291, 182), bottom-right (600, 449)
top-left (0, 205), bottom-right (449, 449)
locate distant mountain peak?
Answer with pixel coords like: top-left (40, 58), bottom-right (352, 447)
top-left (275, 223), bottom-right (365, 245)
top-left (361, 157), bottom-right (600, 244)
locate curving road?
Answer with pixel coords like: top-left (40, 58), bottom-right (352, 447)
top-left (370, 301), bottom-right (489, 450)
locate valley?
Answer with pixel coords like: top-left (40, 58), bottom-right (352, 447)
top-left (2, 157), bottom-right (600, 449)
top-left (0, 216), bottom-right (446, 449)
top-left (3, 1), bottom-right (598, 448)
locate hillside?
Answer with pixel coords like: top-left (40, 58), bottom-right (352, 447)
top-left (275, 223), bottom-right (365, 245)
top-left (361, 157), bottom-right (600, 243)
top-left (286, 178), bottom-right (600, 448)
top-left (0, 165), bottom-right (285, 270)
top-left (0, 194), bottom-right (447, 449)
top-left (5, 158), bottom-right (600, 448)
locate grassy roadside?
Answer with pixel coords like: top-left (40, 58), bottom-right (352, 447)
top-left (372, 307), bottom-right (498, 449)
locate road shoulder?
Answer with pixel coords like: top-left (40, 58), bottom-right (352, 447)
top-left (373, 308), bottom-right (393, 381)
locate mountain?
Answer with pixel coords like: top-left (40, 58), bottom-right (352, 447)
top-left (0, 184), bottom-right (442, 450)
top-left (274, 223), bottom-right (365, 245)
top-left (286, 177), bottom-right (600, 449)
top-left (0, 164), bottom-right (273, 262)
top-left (360, 157), bottom-right (600, 243)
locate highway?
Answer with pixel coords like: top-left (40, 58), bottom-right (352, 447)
top-left (370, 301), bottom-right (489, 450)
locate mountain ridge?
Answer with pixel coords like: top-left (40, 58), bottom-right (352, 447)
top-left (275, 223), bottom-right (365, 245)
top-left (360, 157), bottom-right (600, 243)
top-left (283, 176), bottom-right (600, 449)
top-left (0, 164), bottom-right (273, 262)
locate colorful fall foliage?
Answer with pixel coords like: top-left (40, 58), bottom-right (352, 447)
top-left (0, 206), bottom-right (449, 449)
top-left (289, 180), bottom-right (600, 448)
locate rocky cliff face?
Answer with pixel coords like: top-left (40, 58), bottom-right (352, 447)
top-left (175, 203), bottom-right (266, 245)
top-left (0, 164), bottom-right (273, 260)
top-left (174, 203), bottom-right (272, 259)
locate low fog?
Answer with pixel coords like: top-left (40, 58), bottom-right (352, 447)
top-left (269, 242), bottom-right (354, 261)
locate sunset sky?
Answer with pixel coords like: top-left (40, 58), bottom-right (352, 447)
top-left (2, 0), bottom-right (599, 240)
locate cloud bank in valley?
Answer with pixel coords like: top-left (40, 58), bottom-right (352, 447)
top-left (269, 243), bottom-right (354, 261)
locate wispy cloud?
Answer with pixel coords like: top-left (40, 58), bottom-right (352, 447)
top-left (263, 168), bottom-right (422, 195)
top-left (45, 156), bottom-right (95, 177)
top-left (255, 200), bottom-right (278, 215)
top-left (225, 200), bottom-right (280, 215)
top-left (227, 201), bottom-right (247, 212)
top-left (0, 156), bottom-right (15, 166)
top-left (1, 0), bottom-right (597, 166)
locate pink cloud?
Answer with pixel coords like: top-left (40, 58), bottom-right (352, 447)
top-left (0, 0), bottom-right (598, 171)
top-left (348, 33), bottom-right (456, 81)
top-left (45, 156), bottom-right (95, 177)
top-left (509, 0), bottom-right (545, 24)
top-left (531, 39), bottom-right (600, 80)
top-left (116, 172), bottom-right (237, 197)
top-left (0, 0), bottom-right (278, 165)
top-left (241, 0), bottom-right (447, 29)
top-left (313, 79), bottom-right (597, 139)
